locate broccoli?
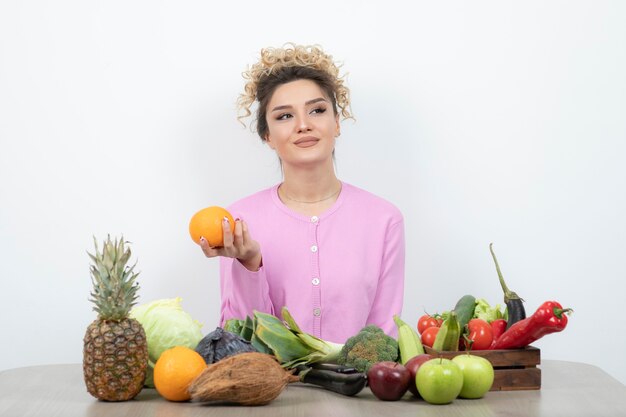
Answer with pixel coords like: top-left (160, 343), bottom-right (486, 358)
top-left (337, 325), bottom-right (398, 372)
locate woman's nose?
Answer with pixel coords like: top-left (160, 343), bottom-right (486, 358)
top-left (296, 116), bottom-right (312, 133)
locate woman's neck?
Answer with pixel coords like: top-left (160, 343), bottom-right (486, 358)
top-left (278, 162), bottom-right (341, 215)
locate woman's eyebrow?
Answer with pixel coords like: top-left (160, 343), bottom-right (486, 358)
top-left (271, 97), bottom-right (328, 112)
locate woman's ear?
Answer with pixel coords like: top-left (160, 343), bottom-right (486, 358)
top-left (335, 114), bottom-right (341, 137)
top-left (265, 135), bottom-right (275, 149)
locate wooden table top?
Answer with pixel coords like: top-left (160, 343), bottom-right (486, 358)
top-left (1, 360), bottom-right (626, 417)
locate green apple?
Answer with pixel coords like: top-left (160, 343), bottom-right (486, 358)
top-left (452, 354), bottom-right (494, 398)
top-left (415, 358), bottom-right (463, 404)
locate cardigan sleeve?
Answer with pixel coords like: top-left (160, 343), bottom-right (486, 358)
top-left (365, 219), bottom-right (405, 337)
top-left (219, 256), bottom-right (275, 326)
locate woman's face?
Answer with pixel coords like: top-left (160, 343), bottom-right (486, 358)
top-left (264, 79), bottom-right (340, 169)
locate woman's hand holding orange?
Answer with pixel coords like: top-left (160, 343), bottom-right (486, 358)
top-left (199, 218), bottom-right (262, 271)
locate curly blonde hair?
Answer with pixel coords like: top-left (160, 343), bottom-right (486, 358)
top-left (237, 43), bottom-right (353, 141)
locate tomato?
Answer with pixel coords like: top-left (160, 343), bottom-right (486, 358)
top-left (421, 326), bottom-right (439, 348)
top-left (465, 319), bottom-right (494, 350)
top-left (417, 315), bottom-right (441, 335)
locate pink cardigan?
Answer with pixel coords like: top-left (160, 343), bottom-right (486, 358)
top-left (219, 182), bottom-right (405, 343)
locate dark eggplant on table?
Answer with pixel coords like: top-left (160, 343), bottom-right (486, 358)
top-left (295, 364), bottom-right (367, 396)
top-left (310, 363), bottom-right (360, 374)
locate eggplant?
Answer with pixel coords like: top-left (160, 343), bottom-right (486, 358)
top-left (296, 366), bottom-right (367, 396)
top-left (490, 243), bottom-right (527, 329)
top-left (311, 363), bottom-right (360, 374)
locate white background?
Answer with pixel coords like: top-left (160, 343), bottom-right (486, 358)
top-left (1, 1), bottom-right (625, 385)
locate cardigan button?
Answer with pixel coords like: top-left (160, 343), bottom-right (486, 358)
top-left (312, 277), bottom-right (320, 286)
top-left (311, 216), bottom-right (319, 223)
top-left (313, 308), bottom-right (321, 317)
top-left (310, 245), bottom-right (318, 253)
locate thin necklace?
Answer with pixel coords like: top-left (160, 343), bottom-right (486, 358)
top-left (280, 184), bottom-right (342, 204)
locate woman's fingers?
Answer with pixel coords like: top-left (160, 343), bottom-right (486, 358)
top-left (199, 217), bottom-right (258, 260)
top-left (199, 236), bottom-right (220, 258)
top-left (233, 220), bottom-right (244, 250)
top-left (221, 217), bottom-right (234, 249)
top-left (240, 220), bottom-right (261, 268)
top-left (241, 220), bottom-right (257, 250)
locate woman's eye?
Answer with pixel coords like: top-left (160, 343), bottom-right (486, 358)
top-left (275, 108), bottom-right (325, 120)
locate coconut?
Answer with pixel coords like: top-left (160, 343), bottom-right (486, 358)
top-left (188, 352), bottom-right (299, 405)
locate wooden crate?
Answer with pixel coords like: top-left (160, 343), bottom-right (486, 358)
top-left (423, 346), bottom-right (541, 391)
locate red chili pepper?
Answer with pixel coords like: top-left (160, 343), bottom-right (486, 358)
top-left (488, 319), bottom-right (508, 349)
top-left (492, 301), bottom-right (572, 349)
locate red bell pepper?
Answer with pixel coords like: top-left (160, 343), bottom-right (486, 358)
top-left (488, 319), bottom-right (508, 349)
top-left (492, 301), bottom-right (571, 349)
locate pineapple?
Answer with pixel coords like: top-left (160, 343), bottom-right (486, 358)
top-left (83, 235), bottom-right (147, 401)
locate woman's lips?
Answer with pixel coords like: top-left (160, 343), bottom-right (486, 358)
top-left (294, 136), bottom-right (319, 148)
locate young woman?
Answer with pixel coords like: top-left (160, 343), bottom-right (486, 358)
top-left (199, 44), bottom-right (405, 343)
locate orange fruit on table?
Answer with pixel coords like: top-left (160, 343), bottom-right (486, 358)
top-left (189, 206), bottom-right (235, 247)
top-left (153, 346), bottom-right (207, 402)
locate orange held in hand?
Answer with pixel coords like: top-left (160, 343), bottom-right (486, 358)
top-left (189, 206), bottom-right (235, 247)
top-left (153, 346), bottom-right (207, 402)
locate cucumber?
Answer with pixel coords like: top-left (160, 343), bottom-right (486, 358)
top-left (454, 294), bottom-right (476, 331)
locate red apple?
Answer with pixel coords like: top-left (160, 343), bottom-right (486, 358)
top-left (404, 354), bottom-right (434, 396)
top-left (367, 361), bottom-right (411, 401)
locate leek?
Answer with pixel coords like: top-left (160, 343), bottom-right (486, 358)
top-left (231, 307), bottom-right (344, 368)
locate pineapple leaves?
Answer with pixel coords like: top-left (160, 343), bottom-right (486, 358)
top-left (88, 235), bottom-right (141, 321)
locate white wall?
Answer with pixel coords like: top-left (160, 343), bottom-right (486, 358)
top-left (1, 1), bottom-right (625, 385)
